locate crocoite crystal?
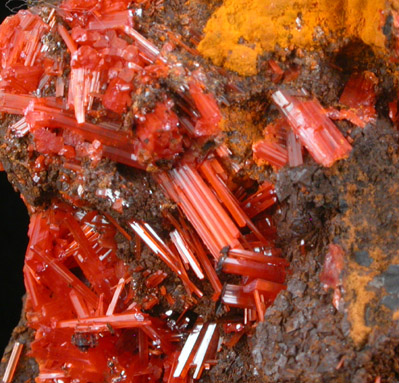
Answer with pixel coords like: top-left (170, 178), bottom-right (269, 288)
top-left (0, 1), bottom-right (303, 381)
top-left (0, 3), bottom-right (221, 169)
top-left (24, 205), bottom-right (180, 382)
top-left (272, 89), bottom-right (352, 167)
top-left (339, 71), bottom-right (378, 125)
top-left (252, 118), bottom-right (289, 169)
top-left (320, 244), bottom-right (345, 290)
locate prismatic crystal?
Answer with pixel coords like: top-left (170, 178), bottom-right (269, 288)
top-left (0, 0), bottom-right (361, 381)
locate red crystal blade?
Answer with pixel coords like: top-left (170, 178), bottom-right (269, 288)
top-left (272, 89), bottom-right (352, 167)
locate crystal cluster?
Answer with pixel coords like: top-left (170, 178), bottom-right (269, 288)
top-left (0, 3), bottom-right (287, 381)
top-left (252, 118), bottom-right (303, 169)
top-left (25, 206), bottom-right (167, 382)
top-left (158, 158), bottom-right (287, 322)
top-left (253, 86), bottom-right (358, 169)
top-left (0, 0), bottom-right (365, 381)
top-left (272, 89), bottom-right (352, 167)
top-left (0, 2), bottom-right (221, 169)
top-left (18, 169), bottom-right (285, 382)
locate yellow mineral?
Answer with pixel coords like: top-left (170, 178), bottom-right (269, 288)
top-left (198, 0), bottom-right (392, 75)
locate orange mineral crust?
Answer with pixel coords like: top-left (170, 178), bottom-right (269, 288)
top-left (199, 0), bottom-right (399, 75)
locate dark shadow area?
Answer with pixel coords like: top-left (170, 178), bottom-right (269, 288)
top-left (0, 172), bottom-right (29, 353)
top-left (0, 5), bottom-right (30, 354)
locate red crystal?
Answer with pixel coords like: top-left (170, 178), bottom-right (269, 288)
top-left (272, 89), bottom-right (352, 167)
top-left (200, 158), bottom-right (271, 245)
top-left (221, 257), bottom-right (286, 283)
top-left (163, 209), bottom-right (222, 300)
top-left (0, 11), bottom-right (49, 66)
top-left (102, 78), bottom-right (133, 115)
top-left (24, 98), bottom-right (141, 162)
top-left (0, 3), bottom-right (223, 169)
top-left (252, 140), bottom-right (288, 169)
top-left (128, 220), bottom-right (202, 298)
top-left (170, 165), bottom-right (241, 257)
top-left (103, 212), bottom-right (132, 241)
top-left (157, 162), bottom-right (286, 310)
top-left (189, 82), bottom-right (222, 137)
top-left (32, 128), bottom-right (64, 155)
top-left (173, 323), bottom-right (219, 379)
top-left (145, 270), bottom-right (168, 288)
top-left (268, 60), bottom-right (284, 83)
top-left (200, 159), bottom-right (247, 227)
top-left (0, 93), bottom-right (36, 114)
top-left (0, 2), bottom-right (293, 379)
top-left (29, 247), bottom-right (99, 309)
top-left (320, 244), bottom-right (345, 290)
top-left (0, 11), bottom-right (48, 93)
top-left (228, 248), bottom-right (287, 266)
top-left (67, 67), bottom-right (101, 124)
top-left (57, 24), bottom-right (78, 54)
top-left (57, 311), bottom-right (150, 331)
top-left (326, 107), bottom-right (367, 129)
top-left (189, 229), bottom-right (222, 301)
top-left (2, 342), bottom-right (23, 383)
top-left (190, 323), bottom-right (219, 380)
top-left (286, 129), bottom-right (303, 167)
top-left (243, 278), bottom-right (286, 298)
top-left (221, 284), bottom-right (256, 309)
top-left (0, 65), bottom-right (44, 94)
top-left (123, 26), bottom-right (160, 61)
top-left (87, 10), bottom-right (134, 30)
top-left (64, 213), bottom-right (121, 300)
top-left (23, 205), bottom-right (188, 383)
top-left (339, 71), bottom-right (378, 125)
top-left (136, 102), bottom-right (183, 161)
top-left (389, 99), bottom-right (398, 124)
top-left (69, 289), bottom-right (90, 318)
top-left (170, 229), bottom-right (205, 280)
top-left (240, 182), bottom-right (276, 219)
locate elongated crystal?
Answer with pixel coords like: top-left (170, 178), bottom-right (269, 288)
top-left (2, 342), bottom-right (23, 383)
top-left (57, 312), bottom-right (150, 330)
top-left (229, 248), bottom-right (288, 266)
top-left (339, 71), bottom-right (377, 125)
top-left (200, 159), bottom-right (247, 227)
top-left (221, 284), bottom-right (255, 309)
top-left (240, 182), bottom-right (276, 219)
top-left (286, 129), bottom-right (303, 167)
top-left (58, 24), bottom-right (77, 54)
top-left (173, 323), bottom-right (203, 378)
top-left (252, 140), bottom-right (288, 169)
top-left (192, 323), bottom-right (218, 379)
top-left (320, 244), bottom-right (345, 290)
top-left (30, 248), bottom-right (99, 309)
top-left (189, 82), bottom-right (222, 137)
top-left (87, 10), bottom-right (134, 30)
top-left (128, 220), bottom-right (202, 297)
top-left (272, 89), bottom-right (352, 167)
top-left (170, 230), bottom-right (205, 280)
top-left (222, 257), bottom-right (286, 283)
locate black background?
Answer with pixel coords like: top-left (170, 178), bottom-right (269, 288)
top-left (0, 3), bottom-right (30, 354)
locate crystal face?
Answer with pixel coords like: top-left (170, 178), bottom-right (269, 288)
top-left (272, 89), bottom-right (352, 167)
top-left (1, 0), bottom-right (369, 380)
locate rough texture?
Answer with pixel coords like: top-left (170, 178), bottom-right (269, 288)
top-left (253, 123), bottom-right (399, 382)
top-left (1, 0), bottom-right (399, 382)
top-left (198, 0), bottom-right (396, 75)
